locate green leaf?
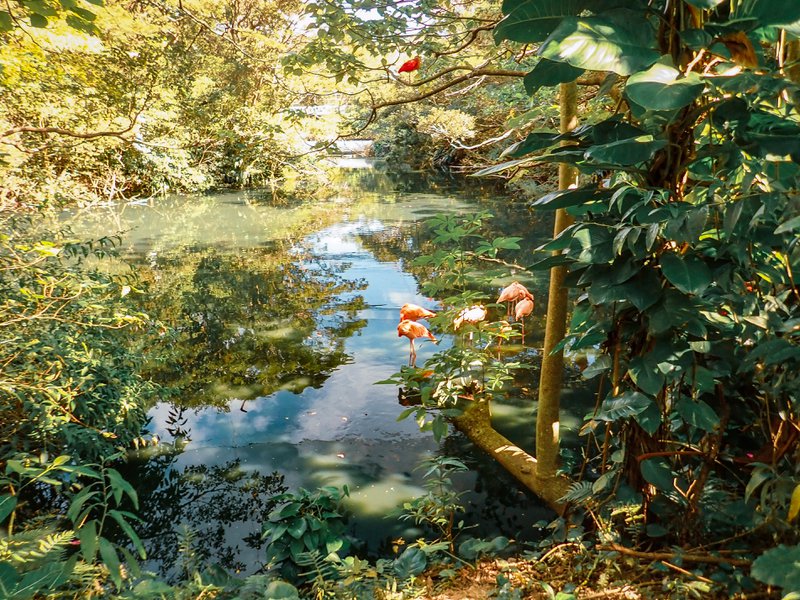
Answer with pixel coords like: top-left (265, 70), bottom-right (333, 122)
top-left (0, 562), bottom-right (21, 598)
top-left (584, 136), bottom-right (667, 166)
top-left (734, 0), bottom-right (800, 28)
top-left (29, 13), bottom-right (48, 27)
top-left (65, 14), bottom-right (96, 33)
top-left (105, 468), bottom-right (138, 509)
top-left (504, 131), bottom-right (562, 158)
top-left (15, 558), bottom-right (76, 598)
top-left (109, 510), bottom-right (146, 559)
top-left (472, 158), bottom-right (530, 177)
top-left (751, 544), bottom-right (800, 593)
top-left (0, 495), bottom-right (17, 524)
top-left (495, 0), bottom-right (590, 43)
top-left (660, 253), bottom-right (712, 295)
top-left (263, 581), bottom-right (301, 600)
top-left (628, 357), bottom-right (665, 396)
top-left (67, 486), bottom-right (97, 523)
top-left (78, 520), bottom-right (98, 562)
top-left (524, 59), bottom-right (584, 95)
top-left (98, 538), bottom-right (122, 589)
top-left (394, 546), bottom-right (427, 579)
top-left (287, 517), bottom-right (308, 539)
top-left (676, 398), bottom-right (719, 432)
top-left (625, 62), bottom-right (705, 111)
top-left (635, 401), bottom-right (663, 435)
top-left (775, 215), bottom-right (800, 235)
top-left (0, 11), bottom-right (12, 31)
top-left (640, 458), bottom-right (674, 493)
top-left (539, 11), bottom-right (660, 76)
top-left (532, 188), bottom-right (608, 210)
top-left (595, 391), bottom-right (652, 421)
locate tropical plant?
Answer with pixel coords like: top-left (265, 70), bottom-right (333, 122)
top-left (400, 456), bottom-right (469, 549)
top-left (484, 0), bottom-right (800, 589)
top-left (262, 485), bottom-right (351, 576)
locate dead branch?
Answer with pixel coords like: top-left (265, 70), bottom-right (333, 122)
top-left (599, 543), bottom-right (751, 567)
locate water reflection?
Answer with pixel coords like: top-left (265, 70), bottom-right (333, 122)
top-left (66, 165), bottom-right (581, 575)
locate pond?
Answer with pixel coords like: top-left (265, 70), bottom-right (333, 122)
top-left (65, 162), bottom-right (591, 578)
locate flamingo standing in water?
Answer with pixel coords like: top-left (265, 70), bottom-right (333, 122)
top-left (398, 319), bottom-right (436, 366)
top-left (497, 281), bottom-right (533, 320)
top-left (453, 305), bottom-right (487, 345)
top-left (514, 297), bottom-right (534, 341)
top-left (400, 303), bottom-right (436, 322)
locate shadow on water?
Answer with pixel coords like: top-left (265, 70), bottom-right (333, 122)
top-left (68, 163), bottom-right (594, 577)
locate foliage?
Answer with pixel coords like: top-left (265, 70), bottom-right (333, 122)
top-left (486, 0), bottom-right (800, 591)
top-left (0, 215), bottom-right (155, 460)
top-left (0, 0), bottom-right (338, 209)
top-left (400, 456), bottom-right (469, 548)
top-left (262, 485), bottom-right (351, 576)
top-left (382, 211), bottom-right (533, 441)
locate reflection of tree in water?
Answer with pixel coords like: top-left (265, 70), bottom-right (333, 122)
top-left (139, 243), bottom-right (366, 408)
top-left (119, 449), bottom-right (286, 578)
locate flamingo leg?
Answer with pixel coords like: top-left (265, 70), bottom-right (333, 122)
top-left (409, 339), bottom-right (417, 366)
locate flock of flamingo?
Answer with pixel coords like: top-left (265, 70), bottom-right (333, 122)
top-left (396, 281), bottom-right (535, 366)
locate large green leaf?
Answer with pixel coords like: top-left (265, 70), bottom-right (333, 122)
top-left (394, 547), bottom-right (427, 579)
top-left (532, 187), bottom-right (608, 210)
top-left (733, 0), bottom-right (800, 28)
top-left (504, 131), bottom-right (562, 158)
top-left (495, 0), bottom-right (590, 43)
top-left (524, 59), bottom-right (584, 95)
top-left (594, 391), bottom-right (652, 421)
top-left (751, 544), bottom-right (800, 593)
top-left (584, 136), bottom-right (666, 166)
top-left (628, 356), bottom-right (666, 396)
top-left (625, 62), bottom-right (705, 111)
top-left (640, 458), bottom-right (674, 492)
top-left (538, 11), bottom-right (659, 75)
top-left (676, 397), bottom-right (719, 432)
top-left (660, 253), bottom-right (712, 295)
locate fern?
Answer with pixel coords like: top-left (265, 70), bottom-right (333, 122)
top-left (295, 549), bottom-right (338, 597)
top-left (560, 481), bottom-right (593, 504)
top-left (0, 527), bottom-right (72, 567)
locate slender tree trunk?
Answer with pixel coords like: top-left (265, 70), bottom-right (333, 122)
top-left (535, 81), bottom-right (579, 480)
top-left (786, 39), bottom-right (800, 84)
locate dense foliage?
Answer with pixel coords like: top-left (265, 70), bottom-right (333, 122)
top-left (4, 0), bottom-right (800, 597)
top-left (480, 0), bottom-right (800, 592)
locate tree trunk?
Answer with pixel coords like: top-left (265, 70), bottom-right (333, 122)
top-left (454, 400), bottom-right (569, 512)
top-left (535, 81), bottom-right (579, 479)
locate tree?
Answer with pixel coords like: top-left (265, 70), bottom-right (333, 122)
top-left (492, 0), bottom-right (800, 563)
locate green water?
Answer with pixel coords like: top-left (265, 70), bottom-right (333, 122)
top-left (66, 164), bottom-right (590, 576)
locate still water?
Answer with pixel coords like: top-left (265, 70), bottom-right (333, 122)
top-left (67, 164), bottom-right (587, 577)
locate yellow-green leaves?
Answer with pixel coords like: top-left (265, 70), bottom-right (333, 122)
top-left (538, 11), bottom-right (659, 76)
top-left (626, 62), bottom-right (705, 111)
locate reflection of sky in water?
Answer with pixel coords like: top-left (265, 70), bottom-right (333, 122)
top-left (70, 175), bottom-right (561, 573)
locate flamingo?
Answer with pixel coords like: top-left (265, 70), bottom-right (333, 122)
top-left (497, 281), bottom-right (533, 319)
top-left (514, 297), bottom-right (534, 341)
top-left (400, 303), bottom-right (436, 322)
top-left (453, 305), bottom-right (487, 344)
top-left (398, 319), bottom-right (436, 366)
